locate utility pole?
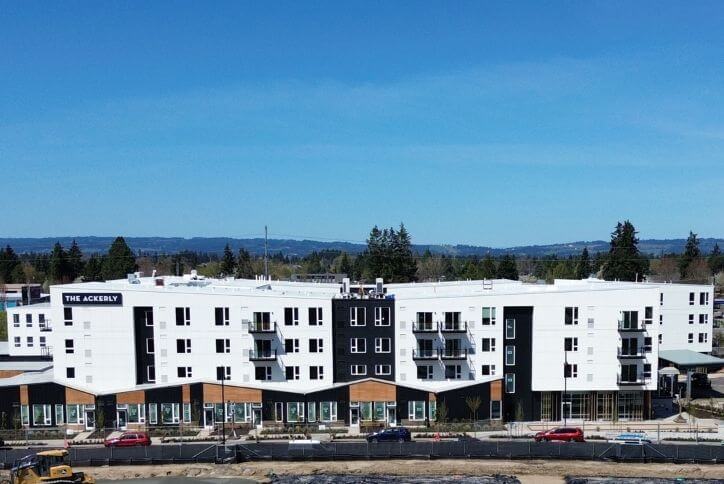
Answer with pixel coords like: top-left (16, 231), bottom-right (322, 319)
top-left (264, 225), bottom-right (269, 280)
top-left (218, 366), bottom-right (226, 448)
top-left (563, 350), bottom-right (568, 426)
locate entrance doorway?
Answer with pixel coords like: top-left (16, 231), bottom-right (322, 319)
top-left (204, 408), bottom-right (215, 429)
top-left (252, 408), bottom-right (262, 427)
top-left (84, 410), bottom-right (96, 431)
top-left (386, 407), bottom-right (397, 427)
top-left (117, 409), bottom-right (128, 430)
top-left (350, 407), bottom-right (360, 427)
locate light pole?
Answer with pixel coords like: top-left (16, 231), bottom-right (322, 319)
top-left (563, 350), bottom-right (568, 426)
top-left (217, 366), bottom-right (226, 448)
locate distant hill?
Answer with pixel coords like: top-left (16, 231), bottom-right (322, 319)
top-left (1, 236), bottom-right (722, 258)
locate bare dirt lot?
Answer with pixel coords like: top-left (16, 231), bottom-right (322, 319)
top-left (29, 459), bottom-right (722, 484)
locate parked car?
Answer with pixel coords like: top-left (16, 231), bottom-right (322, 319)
top-left (104, 431), bottom-right (151, 447)
top-left (612, 432), bottom-right (652, 445)
top-left (533, 427), bottom-right (584, 442)
top-left (691, 373), bottom-right (712, 389)
top-left (366, 427), bottom-right (412, 443)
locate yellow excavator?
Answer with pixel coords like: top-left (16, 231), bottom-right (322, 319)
top-left (4, 449), bottom-right (95, 484)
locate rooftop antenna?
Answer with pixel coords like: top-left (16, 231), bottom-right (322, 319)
top-left (264, 225), bottom-right (269, 280)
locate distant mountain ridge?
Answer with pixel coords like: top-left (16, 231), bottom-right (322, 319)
top-left (1, 236), bottom-right (722, 258)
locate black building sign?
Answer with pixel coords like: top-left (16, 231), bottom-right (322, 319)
top-left (62, 292), bottom-right (123, 306)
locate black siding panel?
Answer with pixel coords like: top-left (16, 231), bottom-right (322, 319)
top-left (27, 383), bottom-right (66, 427)
top-left (0, 386), bottom-right (20, 429)
top-left (134, 307), bottom-right (155, 385)
top-left (502, 306), bottom-right (535, 421)
top-left (437, 382), bottom-right (492, 420)
top-left (145, 386), bottom-right (182, 405)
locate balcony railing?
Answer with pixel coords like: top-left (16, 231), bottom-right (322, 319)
top-left (39, 323), bottom-right (52, 332)
top-left (440, 348), bottom-right (468, 360)
top-left (440, 321), bottom-right (468, 333)
top-left (617, 375), bottom-right (651, 386)
top-left (618, 321), bottom-right (646, 332)
top-left (40, 346), bottom-right (53, 360)
top-left (249, 349), bottom-right (277, 361)
top-left (412, 349), bottom-right (439, 360)
top-left (412, 322), bottom-right (438, 333)
top-left (617, 348), bottom-right (647, 359)
top-left (248, 321), bottom-right (277, 334)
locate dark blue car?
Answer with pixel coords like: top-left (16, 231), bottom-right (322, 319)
top-left (366, 427), bottom-right (412, 443)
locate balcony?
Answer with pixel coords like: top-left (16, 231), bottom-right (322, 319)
top-left (412, 349), bottom-right (439, 360)
top-left (40, 346), bottom-right (53, 360)
top-left (440, 321), bottom-right (468, 333)
top-left (39, 322), bottom-right (52, 332)
top-left (249, 349), bottom-right (277, 361)
top-left (617, 375), bottom-right (651, 386)
top-left (617, 347), bottom-right (650, 359)
top-left (440, 348), bottom-right (468, 360)
top-left (412, 322), bottom-right (438, 333)
top-left (248, 321), bottom-right (277, 334)
top-left (617, 321), bottom-right (646, 333)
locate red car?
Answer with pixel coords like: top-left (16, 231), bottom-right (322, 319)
top-left (104, 431), bottom-right (152, 447)
top-left (534, 427), bottom-right (584, 442)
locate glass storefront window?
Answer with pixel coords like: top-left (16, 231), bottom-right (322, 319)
top-left (374, 402), bottom-right (385, 421)
top-left (360, 402), bottom-right (372, 421)
top-left (307, 402), bottom-right (316, 422)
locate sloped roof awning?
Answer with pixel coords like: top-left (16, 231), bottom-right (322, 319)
top-left (659, 350), bottom-right (724, 369)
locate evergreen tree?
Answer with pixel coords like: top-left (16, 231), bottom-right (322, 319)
top-left (219, 243), bottom-right (236, 276)
top-left (101, 236), bottom-right (137, 280)
top-left (235, 248), bottom-right (254, 279)
top-left (479, 254), bottom-right (497, 279)
top-left (83, 255), bottom-right (104, 281)
top-left (575, 248), bottom-right (591, 279)
top-left (0, 245), bottom-right (21, 283)
top-left (679, 231), bottom-right (701, 279)
top-left (49, 242), bottom-right (69, 283)
top-left (338, 252), bottom-right (352, 275)
top-left (390, 223), bottom-right (417, 282)
top-left (496, 254), bottom-right (519, 280)
top-left (67, 240), bottom-right (84, 282)
top-left (709, 243), bottom-right (724, 275)
top-left (601, 220), bottom-right (648, 281)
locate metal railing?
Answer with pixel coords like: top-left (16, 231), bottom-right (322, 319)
top-left (412, 349), bottom-right (439, 360)
top-left (412, 322), bottom-right (438, 333)
top-left (440, 321), bottom-right (467, 332)
top-left (440, 348), bottom-right (468, 359)
top-left (249, 349), bottom-right (277, 361)
top-left (248, 321), bottom-right (277, 333)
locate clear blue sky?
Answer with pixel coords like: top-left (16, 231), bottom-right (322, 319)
top-left (2, 1), bottom-right (723, 246)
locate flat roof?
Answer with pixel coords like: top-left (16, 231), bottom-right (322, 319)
top-left (659, 350), bottom-right (724, 369)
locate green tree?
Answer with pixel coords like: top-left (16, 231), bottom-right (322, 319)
top-left (0, 245), bottom-right (21, 283)
top-left (219, 243), bottom-right (236, 276)
top-left (67, 240), bottom-right (84, 281)
top-left (83, 255), bottom-right (104, 281)
top-left (337, 252), bottom-right (352, 275)
top-left (601, 220), bottom-right (648, 281)
top-left (575, 248), bottom-right (591, 279)
top-left (480, 254), bottom-right (497, 279)
top-left (48, 242), bottom-right (70, 284)
top-left (709, 243), bottom-right (724, 274)
top-left (235, 248), bottom-right (254, 279)
top-left (0, 312), bottom-right (7, 341)
top-left (496, 254), bottom-right (519, 280)
top-left (101, 237), bottom-right (137, 280)
top-left (679, 231), bottom-right (701, 279)
top-left (390, 223), bottom-right (417, 282)
top-left (465, 395), bottom-right (482, 421)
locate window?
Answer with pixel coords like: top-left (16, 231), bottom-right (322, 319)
top-left (505, 319), bottom-right (515, 339)
top-left (175, 307), bottom-right (191, 325)
top-left (216, 366), bottom-right (231, 380)
top-left (658, 334), bottom-right (663, 344)
top-left (286, 402), bottom-right (305, 422)
top-left (183, 403), bottom-right (191, 423)
top-left (147, 365), bottom-right (156, 382)
top-left (350, 364), bottom-right (367, 375)
top-left (177, 366), bottom-right (192, 378)
top-left (564, 307), bottom-right (579, 325)
top-left (482, 307), bottom-right (496, 325)
top-left (644, 306), bottom-right (653, 324)
top-left (12, 314), bottom-right (19, 327)
top-left (504, 345), bottom-right (515, 365)
top-left (564, 363), bottom-right (578, 378)
top-left (375, 364), bottom-right (392, 375)
top-left (308, 307), bottom-right (323, 325)
top-left (285, 338), bottom-right (299, 353)
top-left (699, 314), bottom-right (708, 324)
top-left (39, 336), bottom-right (46, 347)
top-left (26, 336), bottom-right (33, 347)
top-left (255, 366), bottom-right (272, 381)
top-left (482, 337), bottom-right (496, 352)
top-left (564, 337), bottom-right (578, 352)
top-left (64, 339), bottom-right (73, 353)
top-left (445, 364), bottom-right (461, 379)
top-left (374, 307), bottom-right (391, 326)
top-left (216, 338), bottom-right (230, 353)
top-left (505, 373), bottom-right (515, 393)
top-left (39, 314), bottom-right (45, 326)
top-left (643, 363), bottom-right (652, 378)
top-left (310, 366), bottom-right (324, 380)
top-left (55, 404), bottom-right (64, 425)
top-left (252, 312), bottom-right (272, 330)
top-left (417, 365), bottom-right (433, 380)
top-left (215, 307), bottom-right (230, 326)
top-left (66, 367), bottom-right (75, 379)
top-left (32, 404), bottom-right (52, 426)
top-left (26, 314), bottom-right (32, 327)
top-left (176, 338), bottom-right (192, 353)
top-left (443, 312), bottom-right (462, 330)
top-left (375, 337), bottom-right (391, 353)
top-left (660, 293), bottom-right (664, 306)
top-left (13, 336), bottom-right (20, 347)
top-left (284, 307), bottom-right (299, 326)
top-left (143, 309), bottom-right (153, 326)
top-left (309, 338), bottom-right (323, 352)
top-left (482, 364), bottom-right (496, 376)
top-left (689, 292), bottom-right (695, 305)
top-left (659, 314), bottom-right (663, 325)
top-left (64, 307), bottom-right (73, 326)
top-left (643, 336), bottom-right (652, 351)
top-left (621, 311), bottom-right (639, 329)
top-left (146, 338), bottom-right (155, 354)
top-left (490, 400), bottom-right (502, 420)
top-left (285, 366), bottom-right (300, 380)
top-left (416, 312), bottom-right (434, 330)
top-left (699, 333), bottom-right (708, 343)
top-left (320, 401), bottom-right (337, 421)
top-left (148, 403), bottom-right (158, 424)
top-left (350, 338), bottom-right (366, 353)
top-left (20, 405), bottom-right (29, 426)
top-left (350, 307), bottom-right (366, 326)
top-left (160, 403), bottom-right (180, 424)
top-left (408, 401), bottom-right (425, 420)
top-left (689, 314), bottom-right (694, 325)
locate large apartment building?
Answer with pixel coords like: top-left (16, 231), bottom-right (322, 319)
top-left (1, 273), bottom-right (717, 432)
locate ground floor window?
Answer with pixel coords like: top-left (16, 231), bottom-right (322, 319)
top-left (307, 402), bottom-right (317, 422)
top-left (429, 400), bottom-right (437, 421)
top-left (183, 403), bottom-right (191, 423)
top-left (160, 403), bottom-right (180, 424)
top-left (66, 404), bottom-right (85, 425)
top-left (360, 402), bottom-right (373, 421)
top-left (596, 392), bottom-right (615, 421)
top-left (32, 404), bottom-right (52, 426)
top-left (320, 401), bottom-right (337, 421)
top-left (54, 404), bottom-right (64, 425)
top-left (490, 400), bottom-right (502, 420)
top-left (286, 402), bottom-right (305, 422)
top-left (126, 404), bottom-right (146, 424)
top-left (408, 401), bottom-right (425, 421)
top-left (232, 402), bottom-right (253, 423)
top-left (618, 391), bottom-right (643, 420)
top-left (275, 402), bottom-right (284, 422)
top-left (148, 403), bottom-right (158, 424)
top-left (562, 393), bottom-right (589, 420)
top-left (541, 392), bottom-right (553, 421)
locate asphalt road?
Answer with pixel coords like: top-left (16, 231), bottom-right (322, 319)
top-left (98, 479), bottom-right (256, 484)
